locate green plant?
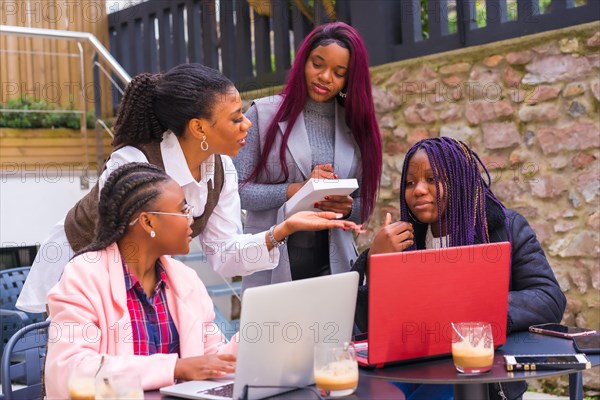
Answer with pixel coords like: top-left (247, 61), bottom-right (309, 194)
top-left (0, 97), bottom-right (95, 129)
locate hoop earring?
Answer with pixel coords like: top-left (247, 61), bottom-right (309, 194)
top-left (338, 90), bottom-right (347, 99)
top-left (201, 135), bottom-right (209, 151)
top-left (150, 230), bottom-right (156, 238)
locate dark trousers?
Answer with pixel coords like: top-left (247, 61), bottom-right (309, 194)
top-left (288, 230), bottom-right (330, 280)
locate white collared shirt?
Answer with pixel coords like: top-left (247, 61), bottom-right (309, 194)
top-left (16, 132), bottom-right (279, 313)
top-left (425, 225), bottom-right (449, 249)
top-left (104, 133), bottom-right (280, 277)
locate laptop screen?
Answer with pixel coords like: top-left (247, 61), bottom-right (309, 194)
top-left (161, 272), bottom-right (359, 400)
top-left (233, 272), bottom-right (359, 399)
top-left (367, 242), bottom-right (510, 366)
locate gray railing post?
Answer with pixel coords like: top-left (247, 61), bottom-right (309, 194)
top-left (93, 53), bottom-right (104, 175)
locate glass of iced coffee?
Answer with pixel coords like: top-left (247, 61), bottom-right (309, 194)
top-left (67, 358), bottom-right (101, 400)
top-left (314, 342), bottom-right (359, 398)
top-left (451, 322), bottom-right (494, 374)
top-left (96, 373), bottom-right (144, 400)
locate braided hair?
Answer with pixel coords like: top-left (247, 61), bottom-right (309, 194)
top-left (399, 137), bottom-right (507, 249)
top-left (75, 163), bottom-right (172, 256)
top-left (112, 63), bottom-right (234, 147)
top-left (112, 73), bottom-right (164, 146)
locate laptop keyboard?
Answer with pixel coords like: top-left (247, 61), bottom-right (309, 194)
top-left (199, 383), bottom-right (234, 398)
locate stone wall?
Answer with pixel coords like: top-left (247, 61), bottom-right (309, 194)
top-left (241, 21), bottom-right (599, 392)
top-left (364, 22), bottom-right (599, 391)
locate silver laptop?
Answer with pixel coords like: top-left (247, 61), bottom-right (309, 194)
top-left (160, 271), bottom-right (359, 400)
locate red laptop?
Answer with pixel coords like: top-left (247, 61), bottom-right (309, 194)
top-left (356, 242), bottom-right (511, 368)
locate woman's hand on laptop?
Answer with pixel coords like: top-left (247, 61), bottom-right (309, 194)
top-left (370, 213), bottom-right (414, 255)
top-left (174, 354), bottom-right (236, 381)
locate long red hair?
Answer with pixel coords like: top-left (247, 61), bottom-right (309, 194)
top-left (244, 22), bottom-right (382, 222)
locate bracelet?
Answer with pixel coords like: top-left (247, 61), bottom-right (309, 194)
top-left (268, 225), bottom-right (287, 248)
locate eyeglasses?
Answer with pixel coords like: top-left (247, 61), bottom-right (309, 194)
top-left (129, 204), bottom-right (195, 226)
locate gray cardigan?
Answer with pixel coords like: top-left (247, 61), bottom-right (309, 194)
top-left (233, 95), bottom-right (362, 292)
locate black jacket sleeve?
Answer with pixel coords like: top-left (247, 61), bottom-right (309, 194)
top-left (351, 249), bottom-right (369, 284)
top-left (351, 249), bottom-right (370, 333)
top-left (506, 210), bottom-right (566, 334)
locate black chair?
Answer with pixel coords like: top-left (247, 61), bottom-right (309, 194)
top-left (0, 267), bottom-right (45, 358)
top-left (0, 321), bottom-right (50, 400)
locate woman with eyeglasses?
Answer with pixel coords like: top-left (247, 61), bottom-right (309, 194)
top-left (17, 63), bottom-right (360, 314)
top-left (45, 163), bottom-right (246, 397)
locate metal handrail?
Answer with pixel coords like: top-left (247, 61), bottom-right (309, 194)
top-left (0, 24), bottom-right (131, 174)
top-left (0, 25), bottom-right (130, 83)
top-left (96, 118), bottom-right (114, 139)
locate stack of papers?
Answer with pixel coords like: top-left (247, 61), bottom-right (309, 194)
top-left (284, 178), bottom-right (358, 217)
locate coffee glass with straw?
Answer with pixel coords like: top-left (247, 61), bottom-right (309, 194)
top-left (451, 322), bottom-right (494, 374)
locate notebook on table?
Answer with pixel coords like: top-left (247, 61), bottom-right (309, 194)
top-left (160, 271), bottom-right (359, 399)
top-left (356, 242), bottom-right (511, 368)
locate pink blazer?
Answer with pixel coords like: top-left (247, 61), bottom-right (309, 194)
top-left (45, 243), bottom-right (237, 399)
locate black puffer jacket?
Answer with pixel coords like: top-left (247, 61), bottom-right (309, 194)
top-left (352, 201), bottom-right (566, 400)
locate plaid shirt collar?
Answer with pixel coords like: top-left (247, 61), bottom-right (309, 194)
top-left (123, 259), bottom-right (168, 295)
top-left (121, 257), bottom-right (180, 356)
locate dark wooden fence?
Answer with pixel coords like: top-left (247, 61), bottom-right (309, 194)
top-left (108, 0), bottom-right (600, 92)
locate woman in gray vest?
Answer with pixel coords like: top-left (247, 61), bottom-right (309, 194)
top-left (233, 22), bottom-right (382, 291)
top-left (17, 63), bottom-right (361, 313)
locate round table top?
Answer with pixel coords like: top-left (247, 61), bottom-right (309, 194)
top-left (364, 331), bottom-right (600, 385)
top-left (149, 370), bottom-right (406, 399)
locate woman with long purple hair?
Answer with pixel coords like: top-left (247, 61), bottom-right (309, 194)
top-left (353, 137), bottom-right (566, 400)
top-left (233, 22), bottom-right (382, 290)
